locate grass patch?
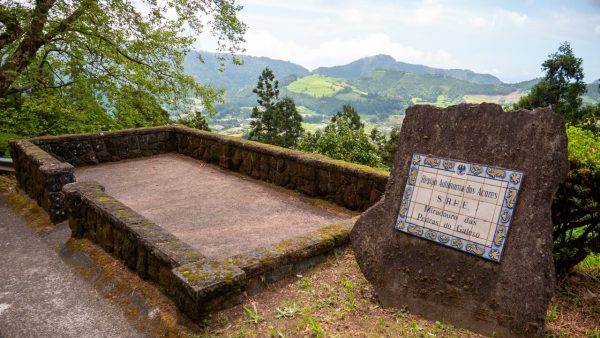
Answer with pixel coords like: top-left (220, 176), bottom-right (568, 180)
top-left (243, 303), bottom-right (264, 324)
top-left (545, 256), bottom-right (600, 337)
top-left (275, 301), bottom-right (300, 319)
top-left (287, 74), bottom-right (345, 97)
top-left (300, 122), bottom-right (326, 133)
top-left (197, 248), bottom-right (484, 337)
top-left (196, 247), bottom-right (600, 337)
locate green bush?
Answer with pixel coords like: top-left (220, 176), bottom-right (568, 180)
top-left (552, 126), bottom-right (600, 276)
top-left (0, 132), bottom-right (18, 157)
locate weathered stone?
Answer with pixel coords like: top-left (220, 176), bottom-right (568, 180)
top-left (351, 103), bottom-right (568, 337)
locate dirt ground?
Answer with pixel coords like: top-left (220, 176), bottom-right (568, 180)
top-left (75, 154), bottom-right (355, 259)
top-left (195, 246), bottom-right (599, 338)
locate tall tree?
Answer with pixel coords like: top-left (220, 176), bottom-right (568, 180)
top-left (0, 0), bottom-right (246, 126)
top-left (331, 104), bottom-right (364, 131)
top-left (274, 97), bottom-right (303, 148)
top-left (297, 105), bottom-right (382, 168)
top-left (249, 67), bottom-right (279, 143)
top-left (249, 67), bottom-right (303, 148)
top-left (515, 42), bottom-right (587, 123)
top-left (370, 125), bottom-right (401, 167)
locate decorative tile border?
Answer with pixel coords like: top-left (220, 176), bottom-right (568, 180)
top-left (395, 154), bottom-right (523, 262)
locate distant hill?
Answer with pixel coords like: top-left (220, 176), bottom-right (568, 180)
top-left (182, 51), bottom-right (598, 135)
top-left (313, 54), bottom-right (503, 85)
top-left (183, 51), bottom-right (310, 91)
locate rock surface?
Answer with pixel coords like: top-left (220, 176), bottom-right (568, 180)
top-left (351, 103), bottom-right (568, 337)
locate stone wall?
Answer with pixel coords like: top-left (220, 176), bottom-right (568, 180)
top-left (63, 180), bottom-right (246, 320)
top-left (11, 125), bottom-right (389, 221)
top-left (63, 180), bottom-right (355, 320)
top-left (32, 126), bottom-right (175, 166)
top-left (10, 139), bottom-right (75, 222)
top-left (174, 126), bottom-right (388, 211)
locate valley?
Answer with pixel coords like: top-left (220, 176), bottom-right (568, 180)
top-left (183, 52), bottom-right (599, 136)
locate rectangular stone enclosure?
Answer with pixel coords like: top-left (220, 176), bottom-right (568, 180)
top-left (75, 153), bottom-right (354, 259)
top-left (9, 125), bottom-right (387, 321)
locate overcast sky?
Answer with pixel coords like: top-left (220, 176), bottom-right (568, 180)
top-left (195, 0), bottom-right (600, 83)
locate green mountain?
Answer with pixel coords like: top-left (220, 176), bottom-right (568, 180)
top-left (183, 51), bottom-right (310, 91)
top-left (182, 51), bottom-right (598, 136)
top-left (313, 54), bottom-right (503, 85)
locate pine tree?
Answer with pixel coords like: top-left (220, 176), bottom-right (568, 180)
top-left (249, 67), bottom-right (303, 147)
top-left (331, 104), bottom-right (364, 131)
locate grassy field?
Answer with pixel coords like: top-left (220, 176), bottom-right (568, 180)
top-left (288, 74), bottom-right (345, 97)
top-left (296, 105), bottom-right (319, 116)
top-left (301, 122), bottom-right (326, 133)
top-left (287, 75), bottom-right (367, 100)
top-left (582, 96), bottom-right (600, 105)
top-left (411, 95), bottom-right (461, 107)
top-left (463, 91), bottom-right (525, 105)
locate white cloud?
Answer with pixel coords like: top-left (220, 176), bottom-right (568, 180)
top-left (243, 31), bottom-right (453, 70)
top-left (501, 9), bottom-right (529, 25)
top-left (340, 9), bottom-right (366, 24)
top-left (595, 24), bottom-right (600, 33)
top-left (469, 17), bottom-right (491, 28)
top-left (405, 0), bottom-right (445, 26)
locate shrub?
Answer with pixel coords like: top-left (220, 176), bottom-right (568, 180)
top-left (552, 126), bottom-right (600, 276)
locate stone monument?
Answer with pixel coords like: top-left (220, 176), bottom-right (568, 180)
top-left (351, 103), bottom-right (568, 337)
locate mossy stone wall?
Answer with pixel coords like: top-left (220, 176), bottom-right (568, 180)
top-left (11, 125), bottom-right (389, 222)
top-left (175, 126), bottom-right (388, 211)
top-left (9, 139), bottom-right (75, 222)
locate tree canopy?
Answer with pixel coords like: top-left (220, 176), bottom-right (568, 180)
top-left (297, 104), bottom-right (383, 168)
top-left (331, 104), bottom-right (364, 131)
top-left (0, 0), bottom-right (246, 139)
top-left (514, 42), bottom-right (587, 124)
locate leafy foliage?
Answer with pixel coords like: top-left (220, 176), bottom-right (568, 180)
top-left (174, 111), bottom-right (212, 132)
top-left (552, 126), bottom-right (600, 276)
top-left (249, 67), bottom-right (304, 148)
top-left (515, 42), bottom-right (588, 124)
top-left (370, 126), bottom-right (401, 167)
top-left (297, 105), bottom-right (383, 168)
top-left (0, 0), bottom-right (246, 145)
top-left (331, 104), bottom-right (364, 131)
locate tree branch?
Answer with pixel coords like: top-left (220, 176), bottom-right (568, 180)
top-left (0, 5), bottom-right (25, 51)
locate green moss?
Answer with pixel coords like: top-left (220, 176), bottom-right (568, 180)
top-left (117, 209), bottom-right (129, 217)
top-left (315, 223), bottom-right (351, 241)
top-left (273, 239), bottom-right (295, 255)
top-left (223, 271), bottom-right (234, 283)
top-left (96, 196), bottom-right (111, 203)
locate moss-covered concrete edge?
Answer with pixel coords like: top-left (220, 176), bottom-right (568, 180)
top-left (226, 220), bottom-right (356, 295)
top-left (62, 179), bottom-right (358, 321)
top-left (173, 125), bottom-right (389, 177)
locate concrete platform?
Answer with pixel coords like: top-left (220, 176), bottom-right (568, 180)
top-left (75, 154), bottom-right (355, 259)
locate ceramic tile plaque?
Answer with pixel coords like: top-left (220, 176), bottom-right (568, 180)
top-left (395, 154), bottom-right (523, 262)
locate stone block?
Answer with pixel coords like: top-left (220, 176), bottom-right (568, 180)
top-left (351, 103), bottom-right (568, 337)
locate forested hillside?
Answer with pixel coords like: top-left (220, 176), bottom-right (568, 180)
top-left (188, 52), bottom-right (580, 135)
